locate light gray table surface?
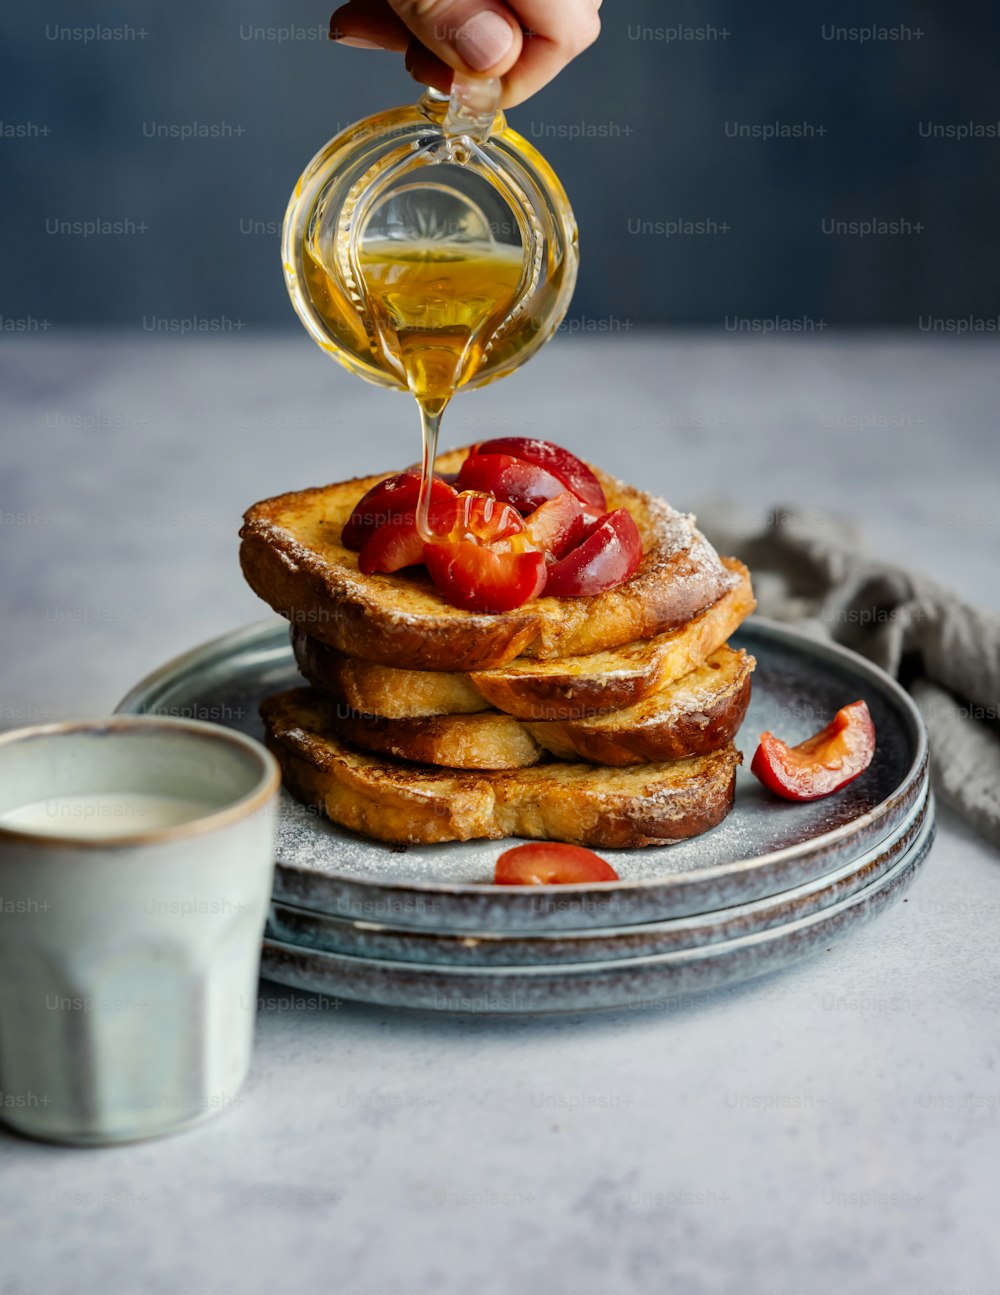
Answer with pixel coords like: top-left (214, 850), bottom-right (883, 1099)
top-left (1, 333), bottom-right (998, 1295)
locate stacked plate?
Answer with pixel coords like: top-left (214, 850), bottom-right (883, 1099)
top-left (117, 618), bottom-right (933, 1014)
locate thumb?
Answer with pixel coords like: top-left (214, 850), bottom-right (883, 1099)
top-left (386, 0), bottom-right (522, 75)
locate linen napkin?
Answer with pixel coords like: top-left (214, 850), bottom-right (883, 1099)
top-left (697, 503), bottom-right (1000, 848)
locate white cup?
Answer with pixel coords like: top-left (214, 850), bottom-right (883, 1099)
top-left (0, 716), bottom-right (280, 1145)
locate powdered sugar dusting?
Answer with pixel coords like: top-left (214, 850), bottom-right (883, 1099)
top-left (118, 617), bottom-right (922, 917)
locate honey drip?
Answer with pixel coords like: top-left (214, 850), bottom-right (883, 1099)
top-left (357, 240), bottom-right (523, 535)
top-left (302, 236), bottom-right (570, 538)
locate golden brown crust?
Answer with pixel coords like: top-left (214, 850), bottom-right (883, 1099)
top-left (240, 449), bottom-right (738, 671)
top-left (291, 628), bottom-right (490, 718)
top-left (328, 709), bottom-right (544, 771)
top-left (525, 647), bottom-right (754, 765)
top-left (322, 646), bottom-right (752, 770)
top-left (261, 688), bottom-right (742, 848)
top-left (471, 559), bottom-right (755, 718)
top-left (239, 532), bottom-right (539, 671)
top-left (291, 558), bottom-right (754, 721)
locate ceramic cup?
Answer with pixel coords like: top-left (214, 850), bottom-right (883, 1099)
top-left (0, 717), bottom-right (280, 1145)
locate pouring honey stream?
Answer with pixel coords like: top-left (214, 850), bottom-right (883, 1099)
top-left (282, 74), bottom-right (580, 541)
top-left (352, 233), bottom-right (526, 538)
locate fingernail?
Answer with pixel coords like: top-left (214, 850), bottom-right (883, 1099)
top-left (453, 12), bottom-right (513, 71)
top-left (330, 33), bottom-right (384, 48)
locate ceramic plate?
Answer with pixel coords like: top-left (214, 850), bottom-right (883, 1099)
top-left (258, 805), bottom-right (934, 1013)
top-left (267, 782), bottom-right (930, 965)
top-left (117, 617), bottom-right (928, 930)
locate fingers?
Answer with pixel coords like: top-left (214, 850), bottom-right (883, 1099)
top-left (330, 1), bottom-right (456, 99)
top-left (385, 0), bottom-right (523, 76)
top-left (403, 40), bottom-right (454, 96)
top-left (497, 0), bottom-right (602, 106)
top-left (329, 0), bottom-right (411, 51)
top-left (330, 0), bottom-right (603, 109)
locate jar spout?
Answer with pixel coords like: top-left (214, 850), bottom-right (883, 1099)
top-left (441, 75), bottom-right (502, 143)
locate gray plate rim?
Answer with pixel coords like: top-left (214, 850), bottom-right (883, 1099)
top-left (267, 782), bottom-right (930, 960)
top-left (116, 614), bottom-right (929, 898)
top-left (259, 806), bottom-right (933, 1001)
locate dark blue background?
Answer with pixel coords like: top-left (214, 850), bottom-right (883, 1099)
top-left (2, 0), bottom-right (998, 327)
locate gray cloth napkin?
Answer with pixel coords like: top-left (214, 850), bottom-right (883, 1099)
top-left (696, 502), bottom-right (1000, 848)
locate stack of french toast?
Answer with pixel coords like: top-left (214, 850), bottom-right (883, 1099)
top-left (241, 442), bottom-right (756, 849)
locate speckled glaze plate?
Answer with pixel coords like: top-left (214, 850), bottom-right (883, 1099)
top-left (116, 617), bottom-right (929, 932)
top-left (258, 805), bottom-right (935, 1013)
top-left (268, 782), bottom-right (930, 965)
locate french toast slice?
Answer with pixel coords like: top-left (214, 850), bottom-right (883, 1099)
top-left (240, 448), bottom-right (738, 672)
top-left (322, 647), bottom-right (753, 770)
top-left (330, 709), bottom-right (543, 771)
top-left (292, 628), bottom-right (490, 718)
top-left (292, 558), bottom-right (754, 720)
top-left (524, 646), bottom-right (754, 766)
top-left (261, 688), bottom-right (742, 847)
top-left (467, 557), bottom-right (754, 718)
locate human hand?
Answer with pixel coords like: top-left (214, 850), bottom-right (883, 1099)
top-left (329, 0), bottom-right (602, 108)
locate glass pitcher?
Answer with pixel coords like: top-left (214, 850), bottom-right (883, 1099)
top-left (281, 75), bottom-right (580, 407)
